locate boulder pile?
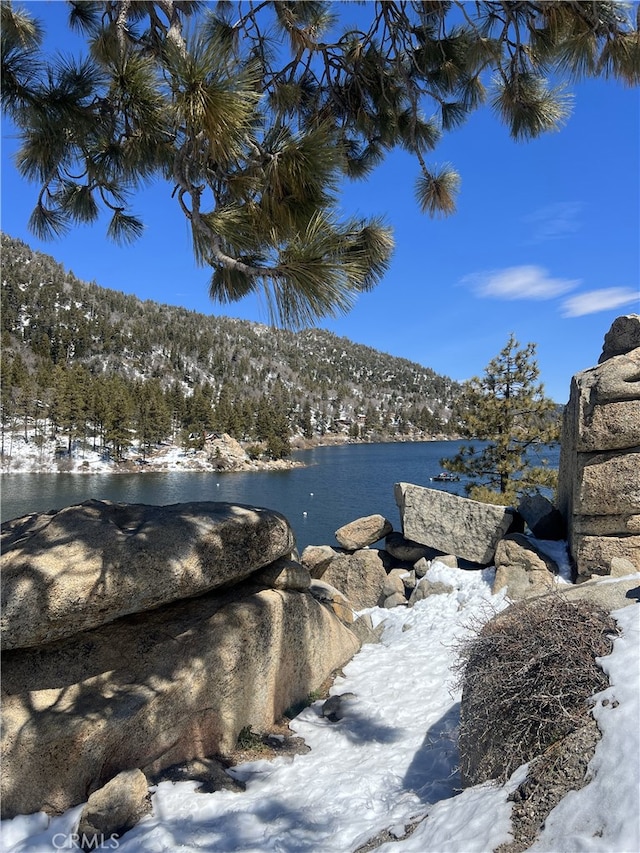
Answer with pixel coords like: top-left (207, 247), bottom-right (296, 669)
top-left (1, 500), bottom-right (361, 820)
top-left (302, 490), bottom-right (569, 610)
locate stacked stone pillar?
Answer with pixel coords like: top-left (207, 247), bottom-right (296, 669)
top-left (557, 314), bottom-right (640, 579)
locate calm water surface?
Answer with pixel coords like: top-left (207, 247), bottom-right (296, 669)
top-left (1, 441), bottom-right (559, 551)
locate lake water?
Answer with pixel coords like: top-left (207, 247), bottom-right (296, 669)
top-left (0, 441), bottom-right (559, 551)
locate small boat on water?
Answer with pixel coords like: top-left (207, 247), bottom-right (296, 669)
top-left (430, 472), bottom-right (460, 482)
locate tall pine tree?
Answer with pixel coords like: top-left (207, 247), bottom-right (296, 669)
top-left (443, 334), bottom-right (559, 505)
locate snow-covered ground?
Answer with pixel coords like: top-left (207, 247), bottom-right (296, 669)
top-left (1, 434), bottom-right (108, 473)
top-left (0, 433), bottom-right (297, 474)
top-left (2, 563), bottom-right (638, 853)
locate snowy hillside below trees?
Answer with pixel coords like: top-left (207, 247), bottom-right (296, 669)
top-left (1, 234), bottom-right (460, 469)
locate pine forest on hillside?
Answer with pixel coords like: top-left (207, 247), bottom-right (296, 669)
top-left (1, 234), bottom-right (460, 463)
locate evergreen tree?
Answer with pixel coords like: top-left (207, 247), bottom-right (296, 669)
top-left (1, 351), bottom-right (17, 455)
top-left (442, 334), bottom-right (559, 504)
top-left (136, 379), bottom-right (171, 457)
top-left (89, 375), bottom-right (111, 452)
top-left (300, 400), bottom-right (313, 440)
top-left (255, 395), bottom-right (274, 443)
top-left (15, 369), bottom-right (35, 441)
top-left (231, 398), bottom-right (253, 441)
top-left (50, 364), bottom-right (90, 453)
top-left (167, 381), bottom-right (187, 439)
top-left (265, 408), bottom-right (291, 461)
top-left (3, 1), bottom-right (637, 326)
top-left (364, 404), bottom-right (380, 437)
top-left (254, 392), bottom-right (291, 459)
top-left (213, 381), bottom-right (239, 436)
top-left (103, 376), bottom-right (133, 459)
top-left (185, 383), bottom-right (214, 439)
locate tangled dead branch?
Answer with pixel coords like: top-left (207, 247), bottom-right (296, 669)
top-left (457, 594), bottom-right (617, 787)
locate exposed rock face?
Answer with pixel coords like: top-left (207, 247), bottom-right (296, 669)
top-left (388, 567), bottom-right (415, 594)
top-left (149, 756), bottom-right (245, 794)
top-left (493, 533), bottom-right (559, 600)
top-left (253, 557), bottom-right (311, 591)
top-left (409, 575), bottom-right (455, 604)
top-left (394, 483), bottom-right (523, 565)
top-left (301, 545), bottom-right (339, 578)
top-left (0, 499), bottom-right (365, 820)
top-left (548, 574), bottom-right (640, 611)
top-left (321, 693), bottom-right (358, 722)
top-left (77, 770), bottom-right (151, 846)
top-left (206, 433), bottom-right (251, 470)
top-left (383, 570), bottom-right (406, 599)
top-left (334, 514), bottom-right (393, 550)
top-left (382, 592), bottom-right (407, 609)
top-left (598, 313), bottom-right (640, 362)
top-left (557, 315), bottom-right (640, 578)
top-left (320, 548), bottom-right (388, 610)
top-left (1, 584), bottom-right (359, 818)
top-left (348, 612), bottom-right (383, 645)
top-left (308, 579), bottom-right (355, 624)
top-left (1, 499), bottom-right (295, 649)
top-left (414, 557), bottom-right (430, 578)
top-left (432, 554), bottom-right (459, 569)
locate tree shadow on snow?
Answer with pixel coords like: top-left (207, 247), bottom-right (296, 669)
top-left (403, 703), bottom-right (462, 803)
top-left (324, 707), bottom-right (404, 745)
top-left (135, 795), bottom-right (327, 853)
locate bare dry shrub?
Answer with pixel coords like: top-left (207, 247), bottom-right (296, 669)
top-left (457, 595), bottom-right (617, 787)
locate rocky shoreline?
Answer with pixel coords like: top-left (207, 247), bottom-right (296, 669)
top-left (1, 432), bottom-right (458, 476)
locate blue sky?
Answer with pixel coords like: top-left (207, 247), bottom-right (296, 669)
top-left (1, 2), bottom-right (638, 402)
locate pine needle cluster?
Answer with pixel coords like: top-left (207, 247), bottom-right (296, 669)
top-left (2, 1), bottom-right (638, 324)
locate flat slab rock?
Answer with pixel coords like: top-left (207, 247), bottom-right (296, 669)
top-left (394, 482), bottom-right (522, 565)
top-left (1, 499), bottom-right (295, 649)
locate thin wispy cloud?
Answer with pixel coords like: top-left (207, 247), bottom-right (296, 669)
top-left (463, 265), bottom-right (579, 301)
top-left (561, 287), bottom-right (639, 317)
top-left (523, 202), bottom-right (583, 243)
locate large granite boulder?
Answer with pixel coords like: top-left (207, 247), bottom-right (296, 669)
top-left (550, 574), bottom-right (640, 611)
top-left (493, 533), bottom-right (559, 600)
top-left (598, 313), bottom-right (640, 362)
top-left (319, 548), bottom-right (388, 609)
top-left (300, 545), bottom-right (340, 578)
top-left (557, 315), bottom-right (640, 578)
top-left (335, 514), bottom-right (393, 550)
top-left (1, 500), bottom-right (295, 649)
top-left (1, 584), bottom-right (360, 819)
top-left (253, 557), bottom-right (311, 591)
top-left (394, 483), bottom-right (523, 565)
